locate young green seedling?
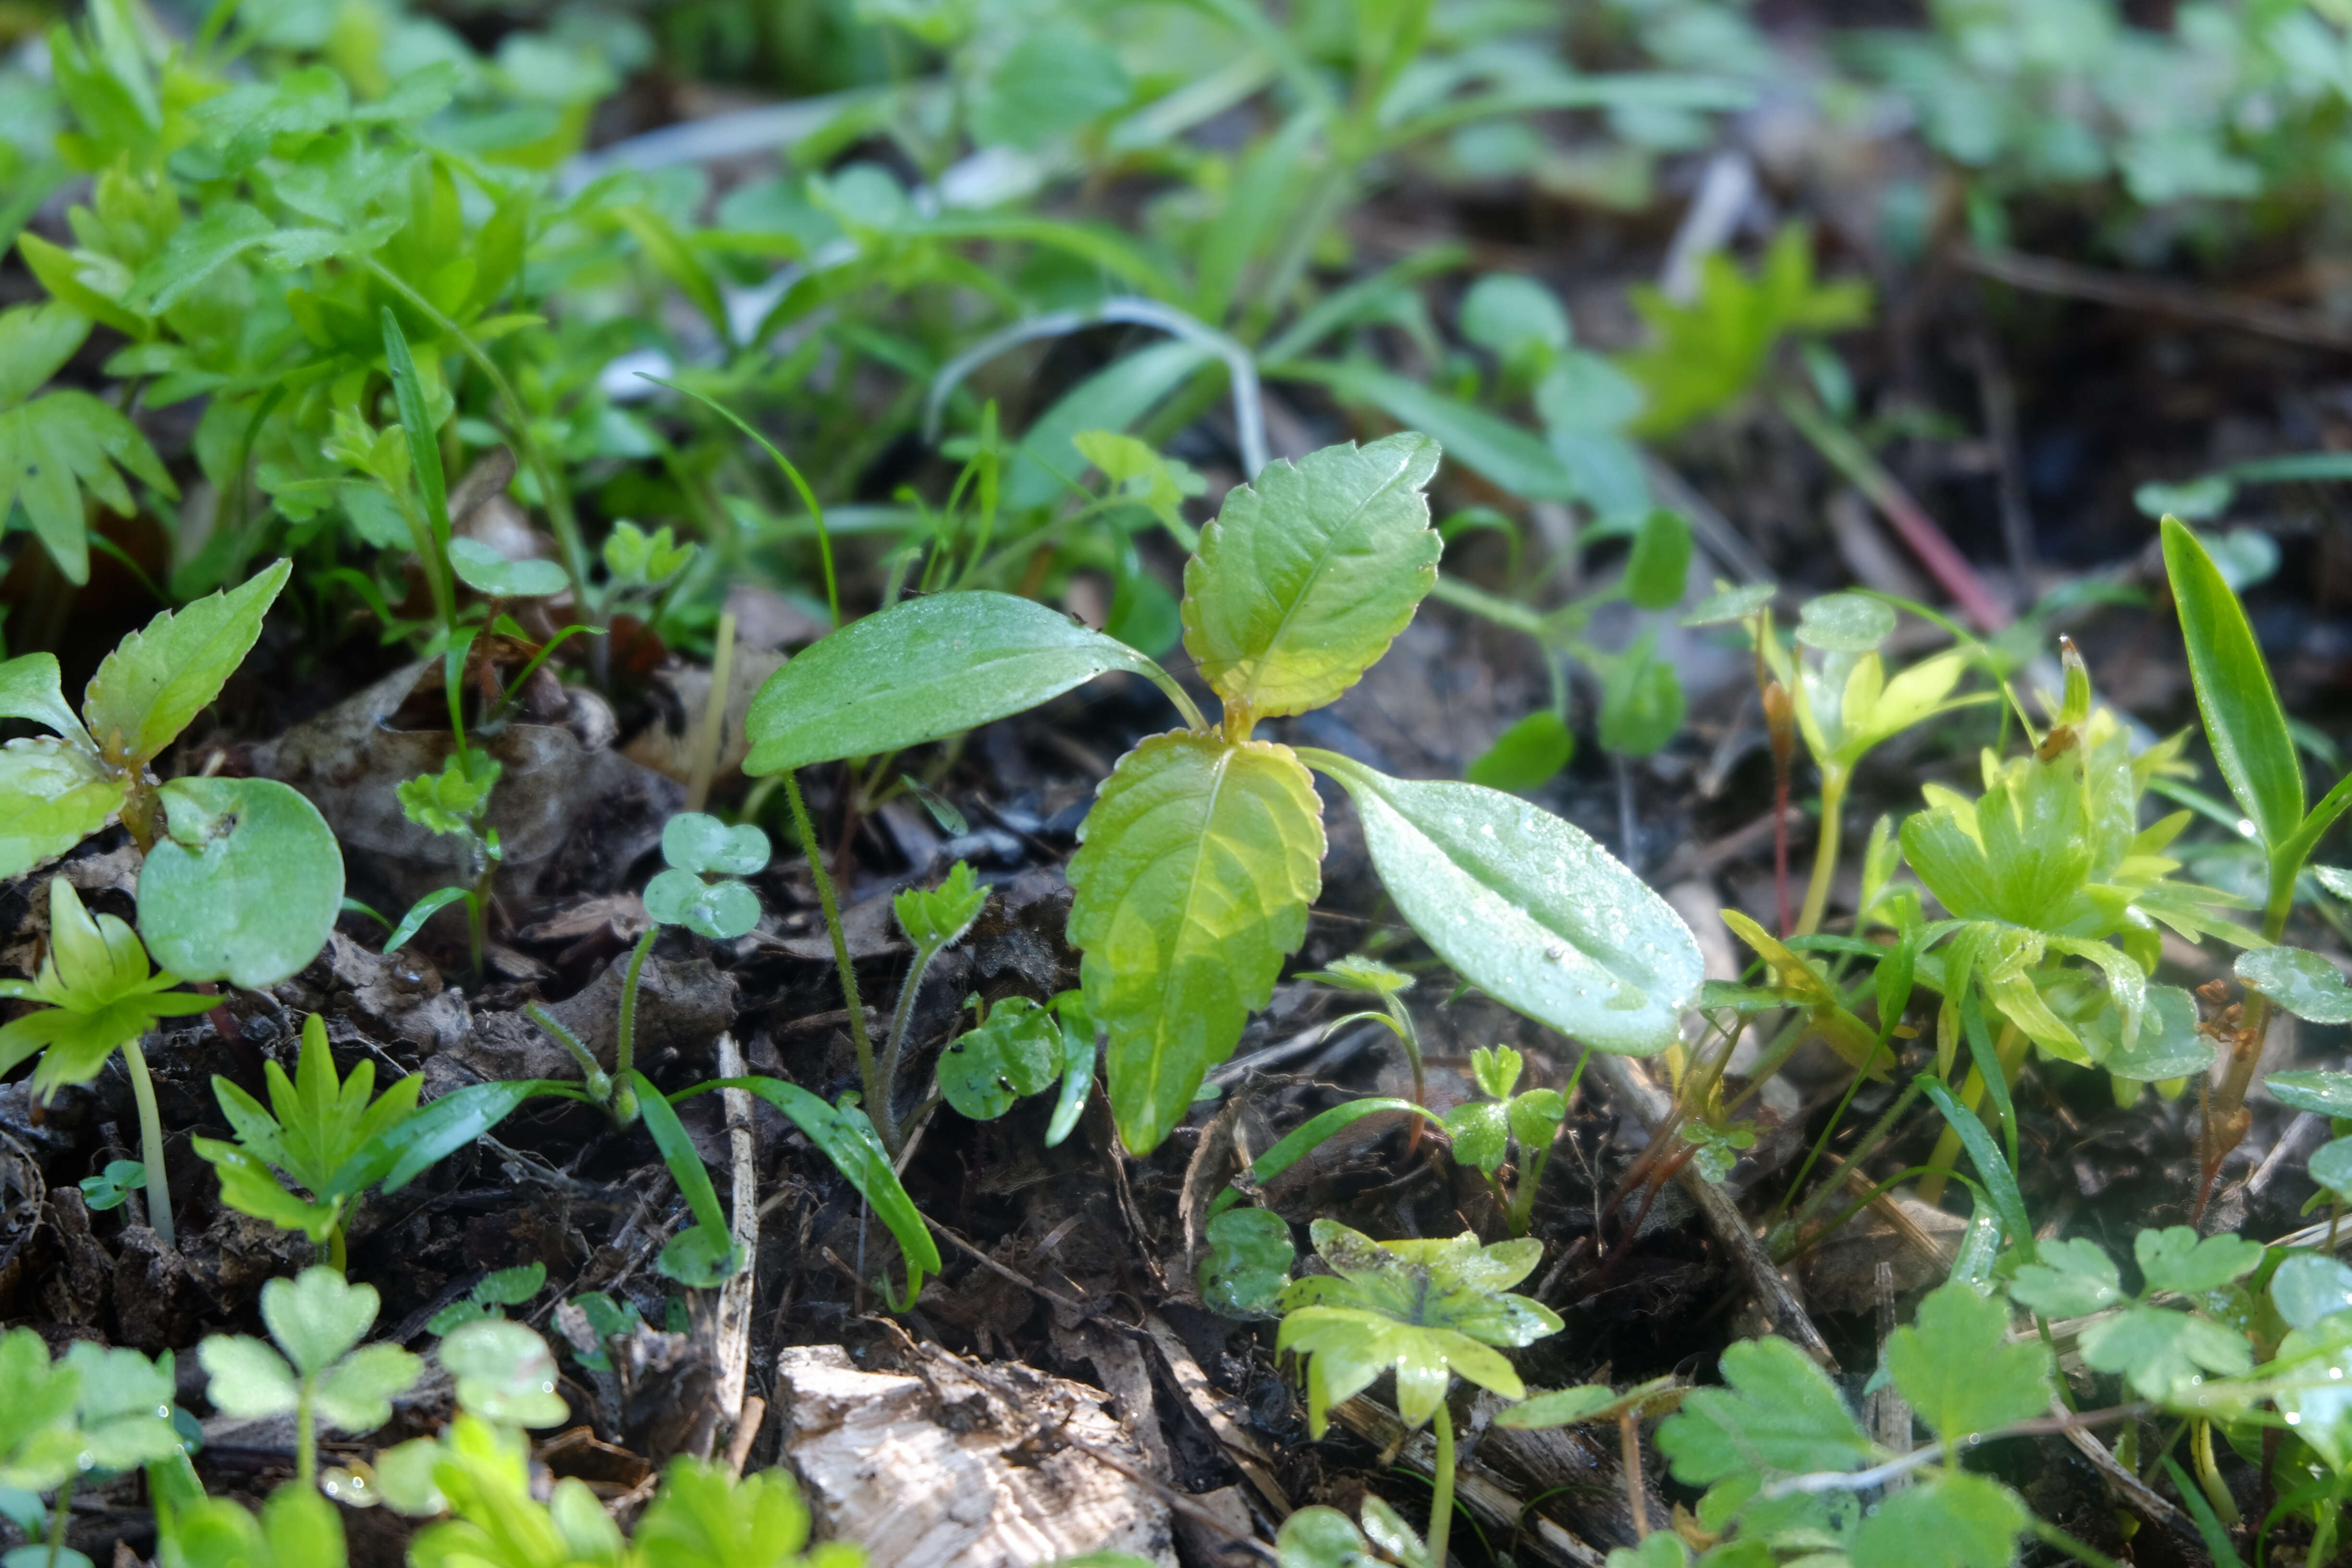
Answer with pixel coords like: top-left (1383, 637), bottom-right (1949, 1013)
top-left (426, 1263), bottom-right (549, 1336)
top-left (743, 434), bottom-right (1704, 1154)
top-left (197, 1267), bottom-right (422, 1493)
top-left (395, 745), bottom-right (503, 978)
top-left (1299, 955), bottom-right (1429, 1151)
top-left (1442, 1045), bottom-right (1571, 1237)
top-left (190, 1013), bottom-right (426, 1273)
top-left (0, 1328), bottom-right (184, 1568)
top-left (0, 880), bottom-right (215, 1247)
top-left (1277, 1220), bottom-right (1563, 1568)
top-left (866, 861), bottom-right (989, 1152)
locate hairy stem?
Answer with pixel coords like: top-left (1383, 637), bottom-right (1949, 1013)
top-left (880, 940), bottom-right (946, 1137)
top-left (786, 772), bottom-right (883, 1147)
top-left (616, 927), bottom-right (657, 1084)
top-left (44, 1479), bottom-right (72, 1568)
top-left (296, 1379), bottom-right (317, 1493)
top-left (525, 1002), bottom-right (613, 1107)
top-left (123, 1038), bottom-right (172, 1250)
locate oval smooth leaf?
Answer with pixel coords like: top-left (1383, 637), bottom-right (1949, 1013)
top-left (743, 592), bottom-right (1159, 774)
top-left (2162, 515), bottom-right (2303, 849)
top-left (1304, 751), bottom-right (1702, 1055)
top-left (2268, 1069), bottom-right (2352, 1118)
top-left (138, 776), bottom-right (343, 988)
top-left (2274, 1253), bottom-right (2352, 1332)
top-left (449, 539), bottom-right (566, 599)
top-left (1181, 432), bottom-right (1442, 719)
top-left (660, 812), bottom-right (769, 877)
top-left (1795, 592), bottom-right (1895, 653)
top-left (2238, 945), bottom-right (2352, 1024)
top-left (1067, 732), bottom-right (1325, 1152)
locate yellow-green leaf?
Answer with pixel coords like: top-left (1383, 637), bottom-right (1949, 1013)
top-left (1180, 433), bottom-right (1442, 720)
top-left (81, 558), bottom-right (291, 769)
top-left (0, 738), bottom-right (124, 879)
top-left (1067, 732), bottom-right (1324, 1152)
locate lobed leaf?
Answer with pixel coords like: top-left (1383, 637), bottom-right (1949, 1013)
top-left (743, 591), bottom-right (1163, 775)
top-left (1181, 432), bottom-right (1442, 719)
top-left (1850, 1472), bottom-right (2027, 1568)
top-left (1887, 1282), bottom-right (2051, 1440)
top-left (83, 559), bottom-right (291, 769)
top-left (1654, 1335), bottom-right (1875, 1484)
top-left (1306, 753), bottom-right (1703, 1056)
top-left (1067, 732), bottom-right (1324, 1152)
top-left (0, 390), bottom-right (177, 585)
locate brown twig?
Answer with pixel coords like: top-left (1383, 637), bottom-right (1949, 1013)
top-left (1960, 245), bottom-right (2352, 354)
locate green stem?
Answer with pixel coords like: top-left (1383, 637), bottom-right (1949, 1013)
top-left (525, 1002), bottom-right (614, 1108)
top-left (296, 1379), bottom-right (317, 1493)
top-left (1917, 1022), bottom-right (2027, 1207)
top-left (616, 927), bottom-right (657, 1084)
top-left (357, 257), bottom-right (593, 624)
top-left (1779, 1071), bottom-right (1929, 1245)
top-left (881, 941), bottom-right (945, 1136)
top-left (123, 1038), bottom-right (172, 1250)
top-left (1427, 1397), bottom-right (1457, 1568)
top-left (785, 772), bottom-right (883, 1148)
top-left (44, 1478), bottom-right (71, 1568)
top-left (466, 877), bottom-right (490, 980)
top-left (329, 1226), bottom-right (346, 1276)
top-left (1795, 767), bottom-right (1847, 937)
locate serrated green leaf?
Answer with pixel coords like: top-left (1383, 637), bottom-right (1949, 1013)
top-left (1888, 1282), bottom-right (2051, 1440)
top-left (0, 1328), bottom-right (86, 1493)
top-left (743, 592), bottom-right (1160, 774)
top-left (2080, 1305), bottom-right (2252, 1398)
top-left (2135, 1225), bottom-right (2264, 1295)
top-left (1068, 732), bottom-right (1323, 1152)
top-left (1656, 1336), bottom-right (1874, 1484)
top-left (66, 1340), bottom-right (182, 1473)
top-left (125, 203), bottom-right (274, 314)
top-left (0, 738), bottom-right (124, 878)
top-left (1199, 1207), bottom-right (1295, 1319)
top-left (939, 996), bottom-right (1060, 1120)
top-left (0, 390), bottom-right (177, 585)
top-left (1305, 753), bottom-right (1703, 1056)
top-left (2009, 1237), bottom-right (2123, 1318)
top-left (1444, 1101), bottom-right (1510, 1175)
top-left (0, 654), bottom-right (92, 744)
top-left (1850, 1471), bottom-right (2026, 1568)
top-left (632, 1458), bottom-right (824, 1565)
top-left (894, 860), bottom-right (988, 953)
top-left (1181, 433), bottom-right (1442, 719)
top-left (137, 776), bottom-right (343, 987)
top-left (83, 559), bottom-right (290, 768)
top-left (2238, 945), bottom-right (2352, 1024)
top-left (2162, 515), bottom-right (2303, 850)
top-left (0, 303), bottom-right (90, 408)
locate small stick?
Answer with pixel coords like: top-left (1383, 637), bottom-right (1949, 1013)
top-left (711, 1033), bottom-right (758, 1447)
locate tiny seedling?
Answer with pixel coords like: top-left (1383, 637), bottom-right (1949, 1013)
top-left (426, 1264), bottom-right (549, 1336)
top-left (393, 743), bottom-right (503, 978)
top-left (1277, 1220), bottom-right (1562, 1568)
top-left (197, 1267), bottom-right (423, 1493)
top-left (77, 1158), bottom-right (146, 1215)
top-left (1299, 955), bottom-right (1428, 1147)
top-left (191, 1014), bottom-right (426, 1273)
top-left (1442, 1045), bottom-right (1572, 1237)
top-left (745, 434), bottom-right (1705, 1154)
top-left (0, 879), bottom-right (214, 1247)
top-left (0, 1326), bottom-right (184, 1568)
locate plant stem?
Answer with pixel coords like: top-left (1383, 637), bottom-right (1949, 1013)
top-left (881, 940), bottom-right (945, 1138)
top-left (44, 1478), bottom-right (71, 1568)
top-left (465, 876), bottom-right (490, 980)
top-left (785, 771), bottom-right (883, 1147)
top-left (1427, 1398), bottom-right (1457, 1568)
top-left (685, 610), bottom-right (736, 814)
top-left (329, 1226), bottom-right (347, 1276)
top-left (1794, 766), bottom-right (1847, 937)
top-left (525, 1002), bottom-right (613, 1107)
top-left (1917, 1022), bottom-right (2027, 1207)
top-left (296, 1380), bottom-right (317, 1493)
top-left (123, 1038), bottom-right (172, 1249)
top-left (616, 927), bottom-right (657, 1084)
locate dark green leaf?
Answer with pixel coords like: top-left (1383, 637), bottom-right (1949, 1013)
top-left (939, 997), bottom-right (1060, 1120)
top-left (1198, 1207), bottom-right (1294, 1318)
top-left (633, 1071), bottom-right (742, 1286)
top-left (1465, 711), bottom-right (1572, 793)
top-left (1623, 510), bottom-right (1692, 610)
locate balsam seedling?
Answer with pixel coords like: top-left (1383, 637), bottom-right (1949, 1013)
top-left (744, 433), bottom-right (1705, 1154)
top-left (0, 879), bottom-right (214, 1247)
top-left (197, 1266), bottom-right (423, 1493)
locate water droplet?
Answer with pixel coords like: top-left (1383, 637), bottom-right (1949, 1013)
top-left (2288, 1410), bottom-right (2304, 1424)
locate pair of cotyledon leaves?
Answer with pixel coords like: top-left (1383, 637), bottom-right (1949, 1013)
top-left (737, 433), bottom-right (1706, 1152)
top-left (0, 559), bottom-right (343, 990)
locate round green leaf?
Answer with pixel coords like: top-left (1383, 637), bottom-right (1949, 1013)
top-left (1795, 592), bottom-right (1895, 652)
top-left (2315, 1137), bottom-right (2352, 1201)
top-left (1680, 582), bottom-right (1776, 627)
top-left (2273, 1254), bottom-right (2352, 1332)
top-left (138, 776), bottom-right (343, 987)
top-left (642, 870), bottom-right (760, 940)
top-left (938, 997), bottom-right (1060, 1121)
top-left (1464, 711), bottom-right (1572, 794)
top-left (2100, 985), bottom-right (2216, 1082)
top-left (2238, 946), bottom-right (2352, 1024)
top-left (1304, 752), bottom-right (1703, 1057)
top-left (1460, 274), bottom-right (1570, 357)
top-left (448, 539), bottom-right (566, 599)
top-left (1622, 509), bottom-right (1692, 611)
top-left (661, 812), bottom-right (768, 877)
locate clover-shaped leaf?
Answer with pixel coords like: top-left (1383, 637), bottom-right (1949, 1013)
top-left (602, 520), bottom-right (695, 589)
top-left (266, 1268), bottom-right (379, 1376)
top-left (643, 870), bottom-right (762, 941)
top-left (1199, 1208), bottom-right (1294, 1319)
top-left (2009, 1237), bottom-right (2123, 1319)
top-left (662, 813), bottom-right (769, 878)
top-left (938, 996), bottom-right (1059, 1121)
top-left (78, 1159), bottom-right (145, 1213)
top-left (64, 1342), bottom-right (183, 1474)
top-left (1277, 1220), bottom-right (1560, 1433)
top-left (202, 1267), bottom-right (420, 1438)
top-left (439, 1319), bottom-right (568, 1428)
top-left (0, 1330), bottom-right (87, 1493)
top-left (197, 1335), bottom-right (300, 1420)
top-left (2080, 1306), bottom-right (2252, 1399)
top-left (2134, 1225), bottom-right (2263, 1296)
top-left (894, 860), bottom-right (988, 954)
top-left (1443, 1101), bottom-right (1509, 1176)
top-left (1469, 1045), bottom-right (1522, 1102)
